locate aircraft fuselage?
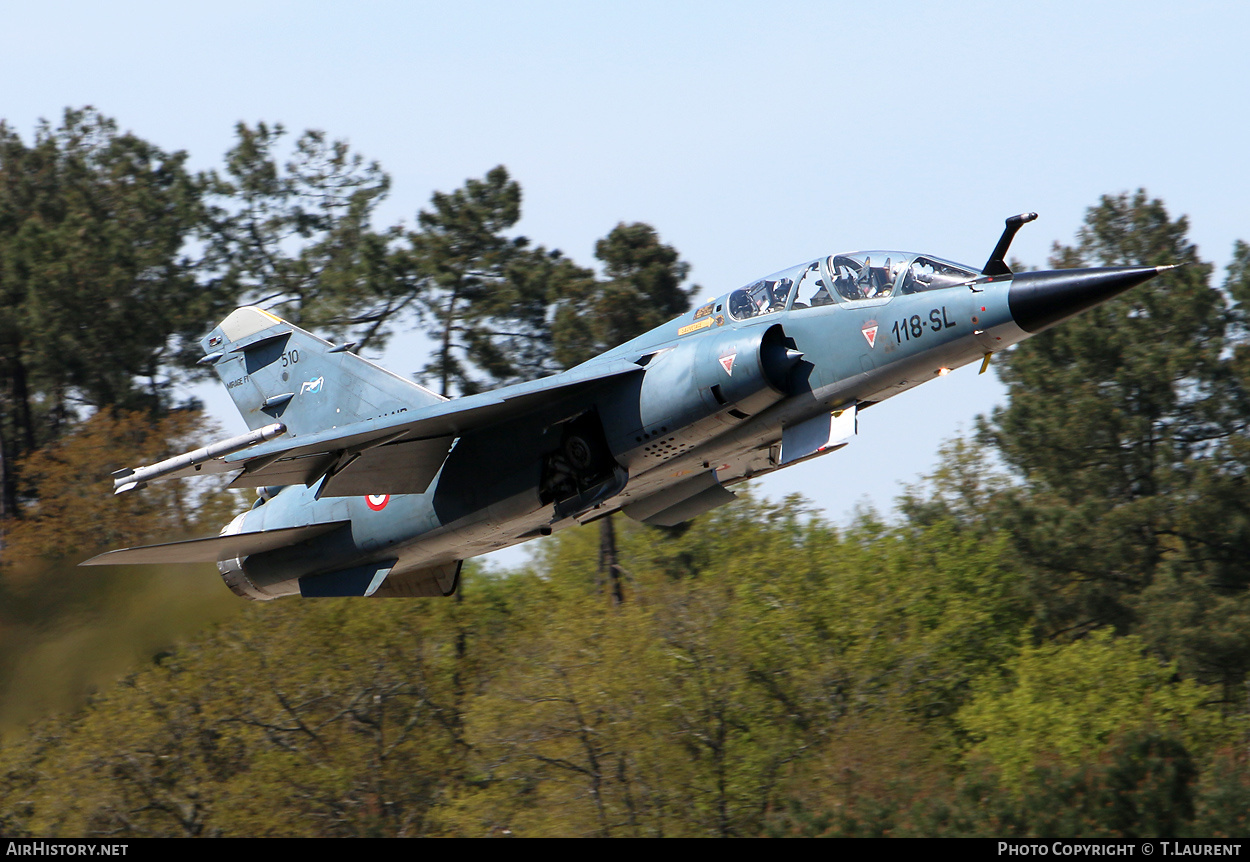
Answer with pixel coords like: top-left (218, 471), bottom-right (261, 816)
top-left (86, 225), bottom-right (1168, 601)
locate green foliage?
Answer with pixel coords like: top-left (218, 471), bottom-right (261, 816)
top-left (203, 122), bottom-right (413, 349)
top-left (1130, 238), bottom-right (1250, 699)
top-left (410, 171), bottom-right (692, 395)
top-left (981, 191), bottom-right (1223, 636)
top-left (958, 631), bottom-right (1221, 791)
top-left (0, 492), bottom-right (1038, 837)
top-left (3, 410), bottom-right (239, 562)
top-left (0, 482), bottom-right (1241, 838)
top-left (950, 730), bottom-right (1199, 839)
top-left (0, 573), bottom-right (519, 837)
top-left (1191, 751), bottom-right (1250, 838)
top-left (0, 409), bottom-right (243, 731)
top-left (552, 222), bottom-right (696, 368)
top-left (770, 728), bottom-right (1204, 839)
top-left (0, 109), bottom-right (209, 424)
top-left (411, 166), bottom-right (535, 395)
top-left (976, 190), bottom-right (1250, 725)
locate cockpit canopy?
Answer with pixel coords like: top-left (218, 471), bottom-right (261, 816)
top-left (827, 252), bottom-right (981, 301)
top-left (726, 251), bottom-right (981, 321)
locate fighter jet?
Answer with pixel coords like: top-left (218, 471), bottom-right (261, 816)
top-left (83, 214), bottom-right (1170, 600)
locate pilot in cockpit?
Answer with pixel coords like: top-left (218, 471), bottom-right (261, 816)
top-left (862, 257), bottom-right (898, 298)
top-left (769, 278), bottom-right (793, 311)
top-left (831, 260), bottom-right (859, 300)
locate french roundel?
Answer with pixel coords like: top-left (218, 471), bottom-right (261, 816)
top-left (365, 494), bottom-right (390, 511)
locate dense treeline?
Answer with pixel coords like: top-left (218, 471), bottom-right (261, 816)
top-left (1, 496), bottom-right (1247, 837)
top-left (1, 108), bottom-right (1249, 837)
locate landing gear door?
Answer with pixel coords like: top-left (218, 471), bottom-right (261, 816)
top-left (780, 403), bottom-right (857, 466)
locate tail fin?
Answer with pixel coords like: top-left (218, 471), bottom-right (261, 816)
top-left (199, 307), bottom-right (444, 438)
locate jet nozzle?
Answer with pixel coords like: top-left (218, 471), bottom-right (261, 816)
top-left (1008, 265), bottom-right (1170, 333)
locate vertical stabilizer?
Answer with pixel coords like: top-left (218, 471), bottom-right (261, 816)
top-left (199, 307), bottom-right (445, 438)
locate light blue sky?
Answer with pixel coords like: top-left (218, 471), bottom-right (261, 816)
top-left (6, 1), bottom-right (1248, 549)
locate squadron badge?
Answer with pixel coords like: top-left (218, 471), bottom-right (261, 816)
top-left (861, 320), bottom-right (879, 348)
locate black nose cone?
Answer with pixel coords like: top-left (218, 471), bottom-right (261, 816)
top-left (1008, 266), bottom-right (1169, 333)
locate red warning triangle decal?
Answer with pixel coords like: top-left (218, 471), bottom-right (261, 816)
top-left (719, 352), bottom-right (736, 376)
top-left (862, 322), bottom-right (879, 348)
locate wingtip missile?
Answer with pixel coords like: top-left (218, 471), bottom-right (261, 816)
top-left (112, 423), bottom-right (287, 494)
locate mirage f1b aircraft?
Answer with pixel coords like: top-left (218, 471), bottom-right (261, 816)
top-left (83, 214), bottom-right (1170, 600)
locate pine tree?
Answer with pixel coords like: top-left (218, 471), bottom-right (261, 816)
top-left (203, 122), bottom-right (414, 350)
top-left (980, 190), bottom-right (1222, 635)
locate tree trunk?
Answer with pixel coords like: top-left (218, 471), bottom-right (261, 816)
top-left (598, 515), bottom-right (624, 605)
top-left (9, 353), bottom-right (35, 454)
